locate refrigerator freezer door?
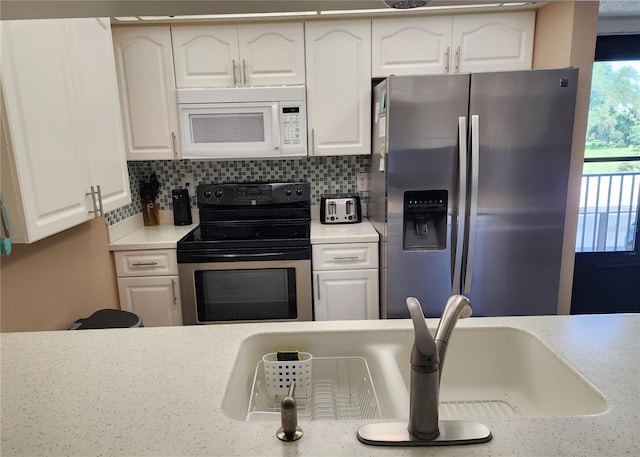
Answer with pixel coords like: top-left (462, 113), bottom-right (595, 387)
top-left (465, 69), bottom-right (578, 316)
top-left (384, 74), bottom-right (470, 318)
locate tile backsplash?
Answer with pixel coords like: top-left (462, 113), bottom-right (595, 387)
top-left (105, 156), bottom-right (370, 226)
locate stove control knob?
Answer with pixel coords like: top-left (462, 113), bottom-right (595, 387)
top-left (284, 187), bottom-right (293, 197)
top-left (203, 188), bottom-right (213, 199)
top-left (214, 189), bottom-right (223, 199)
top-left (295, 187), bottom-right (304, 196)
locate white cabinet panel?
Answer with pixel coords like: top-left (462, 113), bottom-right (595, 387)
top-left (452, 12), bottom-right (534, 73)
top-left (171, 25), bottom-right (239, 88)
top-left (372, 11), bottom-right (534, 77)
top-left (1, 18), bottom-right (130, 243)
top-left (68, 18), bottom-right (130, 213)
top-left (1, 20), bottom-right (89, 243)
top-left (172, 22), bottom-right (304, 88)
top-left (305, 20), bottom-right (371, 156)
top-left (118, 276), bottom-right (183, 327)
top-left (114, 249), bottom-right (179, 277)
top-left (372, 16), bottom-right (453, 77)
top-left (112, 26), bottom-right (179, 160)
top-left (312, 243), bottom-right (378, 270)
top-left (314, 270), bottom-right (379, 321)
top-left (238, 22), bottom-right (305, 86)
top-left (313, 239), bottom-right (379, 321)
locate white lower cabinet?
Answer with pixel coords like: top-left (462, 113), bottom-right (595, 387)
top-left (313, 243), bottom-right (379, 320)
top-left (114, 249), bottom-right (183, 327)
top-left (117, 276), bottom-right (182, 327)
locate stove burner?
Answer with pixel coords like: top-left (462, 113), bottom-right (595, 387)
top-left (255, 228), bottom-right (299, 239)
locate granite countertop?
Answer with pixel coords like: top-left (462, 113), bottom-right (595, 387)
top-left (108, 211), bottom-right (199, 251)
top-left (1, 314), bottom-right (638, 457)
top-left (108, 214), bottom-right (378, 250)
top-left (310, 219), bottom-right (378, 244)
top-left (108, 223), bottom-right (198, 251)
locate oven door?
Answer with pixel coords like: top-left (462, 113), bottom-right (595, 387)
top-left (179, 258), bottom-right (312, 325)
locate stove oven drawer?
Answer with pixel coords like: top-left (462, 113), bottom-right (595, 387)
top-left (114, 249), bottom-right (178, 277)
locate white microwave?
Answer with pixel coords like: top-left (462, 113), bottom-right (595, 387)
top-left (177, 85), bottom-right (307, 160)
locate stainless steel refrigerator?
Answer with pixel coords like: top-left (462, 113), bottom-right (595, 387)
top-left (369, 69), bottom-right (578, 318)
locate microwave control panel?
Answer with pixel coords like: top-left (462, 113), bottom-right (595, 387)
top-left (280, 103), bottom-right (307, 156)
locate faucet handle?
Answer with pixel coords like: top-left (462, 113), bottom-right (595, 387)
top-left (406, 297), bottom-right (438, 369)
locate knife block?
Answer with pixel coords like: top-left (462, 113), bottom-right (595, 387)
top-left (142, 199), bottom-right (160, 226)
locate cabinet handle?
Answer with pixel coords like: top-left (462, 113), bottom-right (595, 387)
top-left (171, 278), bottom-right (177, 305)
top-left (171, 131), bottom-right (178, 158)
top-left (311, 128), bottom-right (316, 155)
top-left (232, 59), bottom-right (238, 86)
top-left (316, 274), bottom-right (321, 301)
top-left (333, 255), bottom-right (359, 261)
top-left (87, 186), bottom-right (98, 218)
top-left (96, 185), bottom-right (104, 217)
top-left (86, 185), bottom-right (104, 218)
top-left (242, 59), bottom-right (248, 85)
top-left (132, 261), bottom-right (158, 266)
top-left (455, 46), bottom-right (460, 73)
top-left (445, 47), bottom-right (450, 73)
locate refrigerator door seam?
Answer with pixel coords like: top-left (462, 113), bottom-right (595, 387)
top-left (464, 114), bottom-right (480, 294)
top-left (452, 116), bottom-right (468, 295)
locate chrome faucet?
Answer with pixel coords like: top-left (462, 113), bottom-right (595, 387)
top-left (406, 295), bottom-right (471, 439)
top-left (434, 295), bottom-right (473, 381)
top-left (357, 295), bottom-right (492, 446)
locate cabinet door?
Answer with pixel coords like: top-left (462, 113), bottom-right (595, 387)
top-left (372, 16), bottom-right (453, 77)
top-left (238, 22), bottom-right (305, 86)
top-left (117, 276), bottom-right (183, 327)
top-left (67, 18), bottom-right (130, 213)
top-left (314, 270), bottom-right (379, 321)
top-left (171, 25), bottom-right (239, 88)
top-left (305, 20), bottom-right (371, 156)
top-left (1, 19), bottom-right (92, 243)
top-left (452, 12), bottom-right (534, 73)
top-left (112, 26), bottom-right (180, 160)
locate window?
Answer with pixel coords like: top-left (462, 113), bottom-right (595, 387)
top-left (576, 35), bottom-right (640, 253)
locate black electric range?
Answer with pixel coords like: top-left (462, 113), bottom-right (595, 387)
top-left (177, 182), bottom-right (311, 261)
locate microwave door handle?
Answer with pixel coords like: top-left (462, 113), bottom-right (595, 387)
top-left (271, 104), bottom-right (281, 151)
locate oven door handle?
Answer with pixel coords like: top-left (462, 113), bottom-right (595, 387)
top-left (178, 249), bottom-right (310, 262)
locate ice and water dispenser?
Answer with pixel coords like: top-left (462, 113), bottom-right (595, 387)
top-left (403, 190), bottom-right (447, 251)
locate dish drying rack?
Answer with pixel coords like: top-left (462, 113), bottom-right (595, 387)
top-left (247, 354), bottom-right (381, 422)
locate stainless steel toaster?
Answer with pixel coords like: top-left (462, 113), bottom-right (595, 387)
top-left (320, 194), bottom-right (362, 224)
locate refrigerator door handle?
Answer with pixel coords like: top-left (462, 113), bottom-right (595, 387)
top-left (464, 114), bottom-right (480, 294)
top-left (452, 116), bottom-right (467, 294)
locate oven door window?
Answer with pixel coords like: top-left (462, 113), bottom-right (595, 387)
top-left (194, 268), bottom-right (297, 322)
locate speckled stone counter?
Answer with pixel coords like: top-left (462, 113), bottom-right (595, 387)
top-left (107, 212), bottom-right (378, 251)
top-left (310, 219), bottom-right (378, 244)
top-left (1, 314), bottom-right (638, 457)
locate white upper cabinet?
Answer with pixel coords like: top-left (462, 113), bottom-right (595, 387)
top-left (112, 26), bottom-right (180, 161)
top-left (171, 25), bottom-right (238, 88)
top-left (1, 18), bottom-right (130, 243)
top-left (452, 12), bottom-right (535, 73)
top-left (67, 18), bottom-right (130, 213)
top-left (305, 20), bottom-right (371, 156)
top-left (171, 22), bottom-right (305, 88)
top-left (372, 16), bottom-right (453, 77)
top-left (372, 11), bottom-right (534, 77)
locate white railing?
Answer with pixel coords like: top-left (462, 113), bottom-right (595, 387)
top-left (576, 173), bottom-right (640, 252)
